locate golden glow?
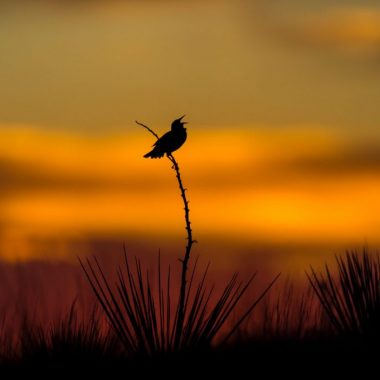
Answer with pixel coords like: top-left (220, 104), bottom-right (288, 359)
top-left (1, 1), bottom-right (380, 272)
top-left (1, 125), bottom-right (380, 266)
top-left (302, 8), bottom-right (380, 51)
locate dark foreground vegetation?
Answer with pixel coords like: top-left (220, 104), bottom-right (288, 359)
top-left (1, 126), bottom-right (377, 375)
top-left (0, 249), bottom-right (379, 376)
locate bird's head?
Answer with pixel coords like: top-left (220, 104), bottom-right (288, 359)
top-left (171, 115), bottom-right (188, 131)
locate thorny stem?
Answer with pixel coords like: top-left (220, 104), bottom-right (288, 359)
top-left (136, 120), bottom-right (196, 349)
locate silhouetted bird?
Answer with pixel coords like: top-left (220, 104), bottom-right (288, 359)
top-left (144, 116), bottom-right (188, 159)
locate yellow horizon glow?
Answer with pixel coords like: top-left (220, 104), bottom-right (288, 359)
top-left (1, 125), bottom-right (380, 264)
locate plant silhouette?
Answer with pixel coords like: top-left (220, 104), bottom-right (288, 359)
top-left (137, 118), bottom-right (195, 349)
top-left (80, 117), bottom-right (279, 357)
top-left (307, 249), bottom-right (380, 340)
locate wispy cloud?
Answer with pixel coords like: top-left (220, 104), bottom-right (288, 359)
top-left (291, 7), bottom-right (380, 56)
top-left (251, 5), bottom-right (380, 57)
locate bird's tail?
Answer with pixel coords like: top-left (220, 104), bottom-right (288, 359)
top-left (144, 150), bottom-right (164, 159)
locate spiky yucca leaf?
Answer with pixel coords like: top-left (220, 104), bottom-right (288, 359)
top-left (80, 253), bottom-right (279, 356)
top-left (307, 249), bottom-right (380, 338)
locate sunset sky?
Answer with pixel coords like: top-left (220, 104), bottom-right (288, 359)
top-left (1, 0), bottom-right (380, 273)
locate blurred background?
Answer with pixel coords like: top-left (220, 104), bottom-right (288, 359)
top-left (0, 0), bottom-right (380, 281)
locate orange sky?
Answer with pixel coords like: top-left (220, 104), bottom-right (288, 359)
top-left (1, 1), bottom-right (380, 130)
top-left (1, 125), bottom-right (380, 274)
top-left (0, 1), bottom-right (380, 274)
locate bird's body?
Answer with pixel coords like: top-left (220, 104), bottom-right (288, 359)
top-left (144, 116), bottom-right (188, 158)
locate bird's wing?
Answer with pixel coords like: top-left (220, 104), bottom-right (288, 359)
top-left (153, 131), bottom-right (172, 148)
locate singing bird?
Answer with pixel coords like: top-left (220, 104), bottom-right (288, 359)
top-left (144, 116), bottom-right (188, 159)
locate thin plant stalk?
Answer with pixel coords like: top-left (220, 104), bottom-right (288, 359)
top-left (136, 120), bottom-right (196, 348)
